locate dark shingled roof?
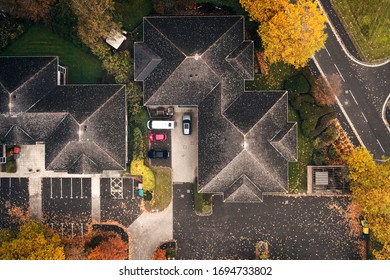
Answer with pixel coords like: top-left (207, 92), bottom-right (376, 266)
top-left (134, 16), bottom-right (297, 202)
top-left (0, 56), bottom-right (127, 174)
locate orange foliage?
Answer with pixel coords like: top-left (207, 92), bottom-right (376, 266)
top-left (87, 236), bottom-right (128, 260)
top-left (313, 74), bottom-right (342, 106)
top-left (152, 249), bottom-right (167, 260)
top-left (255, 51), bottom-right (270, 76)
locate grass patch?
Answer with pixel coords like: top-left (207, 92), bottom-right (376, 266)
top-left (288, 106), bottom-right (313, 193)
top-left (150, 166), bottom-right (172, 211)
top-left (130, 159), bottom-right (155, 191)
top-left (332, 0), bottom-right (390, 61)
top-left (193, 182), bottom-right (212, 215)
top-left (1, 24), bottom-right (103, 84)
top-left (246, 62), bottom-right (297, 90)
top-left (115, 0), bottom-right (153, 31)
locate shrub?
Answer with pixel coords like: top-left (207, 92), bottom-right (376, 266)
top-left (132, 127), bottom-right (146, 160)
top-left (143, 190), bottom-right (153, 201)
top-left (6, 160), bottom-right (17, 173)
top-left (301, 118), bottom-right (318, 137)
top-left (310, 112), bottom-right (336, 138)
top-left (284, 74), bottom-right (310, 94)
top-left (0, 19), bottom-right (25, 51)
top-left (130, 159), bottom-right (155, 191)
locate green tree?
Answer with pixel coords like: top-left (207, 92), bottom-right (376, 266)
top-left (0, 220), bottom-right (65, 260)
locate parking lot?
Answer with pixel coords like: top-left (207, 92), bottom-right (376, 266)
top-left (100, 177), bottom-right (142, 227)
top-left (41, 177), bottom-right (92, 236)
top-left (171, 108), bottom-right (198, 183)
top-left (0, 177), bottom-right (29, 230)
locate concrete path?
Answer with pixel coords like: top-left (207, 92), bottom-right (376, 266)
top-left (128, 202), bottom-right (173, 260)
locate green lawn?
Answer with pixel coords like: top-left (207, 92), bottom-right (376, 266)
top-left (1, 24), bottom-right (103, 84)
top-left (332, 0), bottom-right (390, 61)
top-left (150, 166), bottom-right (172, 211)
top-left (115, 0), bottom-right (153, 31)
top-left (245, 62), bottom-right (297, 90)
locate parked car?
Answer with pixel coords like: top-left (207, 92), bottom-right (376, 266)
top-left (182, 113), bottom-right (191, 135)
top-left (147, 149), bottom-right (170, 159)
top-left (148, 132), bottom-right (167, 142)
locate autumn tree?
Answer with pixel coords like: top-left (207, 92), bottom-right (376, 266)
top-left (152, 249), bottom-right (167, 260)
top-left (240, 0), bottom-right (288, 23)
top-left (70, 0), bottom-right (119, 51)
top-left (313, 74), bottom-right (342, 106)
top-left (0, 220), bottom-right (65, 260)
top-left (1, 0), bottom-right (56, 22)
top-left (346, 147), bottom-right (390, 259)
top-left (84, 229), bottom-right (128, 260)
top-left (241, 0), bottom-right (327, 68)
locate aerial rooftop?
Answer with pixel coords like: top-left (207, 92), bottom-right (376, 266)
top-left (135, 16), bottom-right (297, 202)
top-left (0, 56), bottom-right (127, 173)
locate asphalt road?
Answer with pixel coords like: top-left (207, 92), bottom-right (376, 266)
top-left (313, 0), bottom-right (390, 159)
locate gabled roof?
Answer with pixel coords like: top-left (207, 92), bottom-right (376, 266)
top-left (0, 56), bottom-right (127, 174)
top-left (135, 16), bottom-right (297, 202)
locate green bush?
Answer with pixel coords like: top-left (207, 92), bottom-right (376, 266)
top-left (301, 118), bottom-right (318, 137)
top-left (310, 112), bottom-right (336, 138)
top-left (284, 75), bottom-right (310, 94)
top-left (0, 19), bottom-right (25, 52)
top-left (132, 127), bottom-right (146, 160)
top-left (299, 103), bottom-right (320, 120)
top-left (193, 182), bottom-right (212, 215)
top-left (5, 160), bottom-right (17, 173)
top-left (144, 190), bottom-right (153, 201)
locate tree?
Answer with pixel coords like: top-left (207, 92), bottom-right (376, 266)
top-left (70, 0), bottom-right (119, 49)
top-left (1, 0), bottom-right (56, 22)
top-left (241, 0), bottom-right (328, 68)
top-left (87, 236), bottom-right (128, 260)
top-left (240, 0), bottom-right (289, 23)
top-left (313, 74), bottom-right (342, 106)
top-left (152, 248), bottom-right (167, 260)
top-left (0, 220), bottom-right (65, 260)
top-left (346, 147), bottom-right (390, 256)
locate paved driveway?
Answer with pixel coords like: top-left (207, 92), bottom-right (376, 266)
top-left (173, 184), bottom-right (360, 260)
top-left (171, 108), bottom-right (198, 183)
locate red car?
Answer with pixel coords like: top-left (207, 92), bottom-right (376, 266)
top-left (148, 132), bottom-right (167, 142)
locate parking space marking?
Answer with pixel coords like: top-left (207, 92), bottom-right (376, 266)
top-left (50, 178), bottom-right (53, 199)
top-left (70, 178), bottom-right (73, 199)
top-left (81, 179), bottom-right (83, 199)
top-left (60, 178), bottom-right (63, 199)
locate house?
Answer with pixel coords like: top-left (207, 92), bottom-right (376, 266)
top-left (134, 16), bottom-right (297, 202)
top-left (0, 56), bottom-right (127, 174)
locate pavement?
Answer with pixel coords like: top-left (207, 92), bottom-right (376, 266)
top-left (173, 184), bottom-right (360, 260)
top-left (128, 202), bottom-right (173, 260)
top-left (313, 0), bottom-right (390, 159)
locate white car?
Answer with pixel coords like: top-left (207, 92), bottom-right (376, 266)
top-left (182, 114), bottom-right (191, 135)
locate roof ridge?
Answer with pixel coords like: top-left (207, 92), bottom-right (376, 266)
top-left (145, 18), bottom-right (187, 57)
top-left (243, 91), bottom-right (288, 136)
top-left (88, 140), bottom-right (124, 170)
top-left (81, 85), bottom-right (125, 125)
top-left (270, 123), bottom-right (297, 161)
top-left (0, 80), bottom-right (8, 94)
top-left (11, 57), bottom-right (57, 95)
top-left (244, 149), bottom-right (286, 191)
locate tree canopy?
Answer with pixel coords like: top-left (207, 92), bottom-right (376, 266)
top-left (240, 0), bottom-right (328, 68)
top-left (0, 220), bottom-right (65, 260)
top-left (346, 147), bottom-right (390, 258)
top-left (1, 0), bottom-right (56, 22)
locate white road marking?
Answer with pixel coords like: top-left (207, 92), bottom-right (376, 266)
top-left (50, 177), bottom-right (53, 199)
top-left (361, 112), bottom-right (368, 122)
top-left (132, 178), bottom-right (135, 199)
top-left (334, 64), bottom-right (346, 82)
top-left (70, 178), bottom-right (73, 199)
top-left (81, 178), bottom-right (83, 198)
top-left (324, 46), bottom-right (331, 56)
top-left (349, 90), bottom-right (358, 105)
top-left (377, 139), bottom-right (385, 153)
top-left (313, 57), bottom-right (366, 149)
top-left (60, 178), bottom-right (63, 199)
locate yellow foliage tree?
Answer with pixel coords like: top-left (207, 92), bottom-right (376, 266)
top-left (240, 0), bottom-right (289, 23)
top-left (0, 221), bottom-right (65, 260)
top-left (240, 0), bottom-right (327, 68)
top-left (346, 147), bottom-right (390, 256)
